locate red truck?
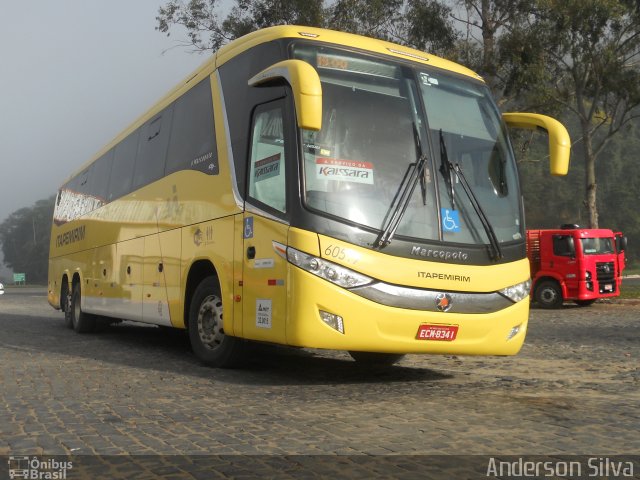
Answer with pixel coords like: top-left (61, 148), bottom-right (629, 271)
top-left (526, 225), bottom-right (627, 308)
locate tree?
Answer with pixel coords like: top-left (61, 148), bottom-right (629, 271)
top-left (0, 197), bottom-right (55, 284)
top-left (157, 0), bottom-right (326, 51)
top-left (512, 0), bottom-right (640, 228)
top-left (156, 0), bottom-right (457, 55)
top-left (452, 0), bottom-right (537, 99)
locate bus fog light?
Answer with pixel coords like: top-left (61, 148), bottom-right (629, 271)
top-left (319, 310), bottom-right (344, 334)
top-left (507, 324), bottom-right (521, 340)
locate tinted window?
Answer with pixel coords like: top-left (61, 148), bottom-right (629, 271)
top-left (580, 237), bottom-right (614, 255)
top-left (133, 107), bottom-right (173, 189)
top-left (218, 40), bottom-right (286, 198)
top-left (553, 235), bottom-right (574, 256)
top-left (87, 149), bottom-right (114, 200)
top-left (108, 130), bottom-right (140, 201)
top-left (248, 103), bottom-right (287, 214)
top-left (166, 79), bottom-right (217, 175)
top-left (77, 167), bottom-right (91, 194)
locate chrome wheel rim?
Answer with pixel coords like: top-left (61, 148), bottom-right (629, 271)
top-left (540, 287), bottom-right (557, 304)
top-left (197, 294), bottom-right (224, 350)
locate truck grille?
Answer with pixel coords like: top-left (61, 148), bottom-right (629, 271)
top-left (596, 261), bottom-right (616, 293)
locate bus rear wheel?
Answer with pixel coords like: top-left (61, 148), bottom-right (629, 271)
top-left (349, 351), bottom-right (405, 366)
top-left (70, 284), bottom-right (95, 333)
top-left (63, 285), bottom-right (73, 329)
top-left (534, 280), bottom-right (563, 309)
top-left (188, 276), bottom-right (246, 368)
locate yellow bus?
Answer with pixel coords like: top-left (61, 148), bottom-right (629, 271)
top-left (48, 25), bottom-right (570, 367)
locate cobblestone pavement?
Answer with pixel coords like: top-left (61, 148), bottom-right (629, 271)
top-left (0, 288), bottom-right (638, 464)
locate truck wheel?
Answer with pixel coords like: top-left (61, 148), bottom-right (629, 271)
top-left (70, 284), bottom-right (95, 333)
top-left (349, 351), bottom-right (405, 366)
top-left (576, 299), bottom-right (596, 307)
top-left (188, 276), bottom-right (247, 368)
top-left (534, 280), bottom-right (563, 309)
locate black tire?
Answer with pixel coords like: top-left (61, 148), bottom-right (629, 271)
top-left (188, 276), bottom-right (247, 368)
top-left (63, 286), bottom-right (73, 329)
top-left (534, 280), bottom-right (563, 309)
top-left (70, 284), bottom-right (95, 333)
top-left (348, 351), bottom-right (405, 366)
top-left (576, 299), bottom-right (596, 307)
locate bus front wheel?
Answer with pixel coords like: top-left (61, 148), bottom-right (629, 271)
top-left (349, 351), bottom-right (405, 366)
top-left (188, 276), bottom-right (246, 368)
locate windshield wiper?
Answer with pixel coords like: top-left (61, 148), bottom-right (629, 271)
top-left (412, 122), bottom-right (428, 206)
top-left (454, 162), bottom-right (503, 260)
top-left (439, 129), bottom-right (502, 260)
top-left (438, 130), bottom-right (455, 210)
top-left (375, 152), bottom-right (430, 249)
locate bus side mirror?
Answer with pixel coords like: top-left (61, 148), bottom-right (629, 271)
top-left (248, 59), bottom-right (322, 131)
top-left (502, 113), bottom-right (571, 176)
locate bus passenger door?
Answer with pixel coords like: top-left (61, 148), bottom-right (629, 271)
top-left (242, 100), bottom-right (291, 344)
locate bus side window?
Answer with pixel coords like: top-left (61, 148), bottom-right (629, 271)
top-left (133, 106), bottom-right (173, 189)
top-left (165, 78), bottom-right (218, 175)
top-left (87, 149), bottom-right (114, 202)
top-left (248, 103), bottom-right (287, 214)
top-left (108, 130), bottom-right (140, 202)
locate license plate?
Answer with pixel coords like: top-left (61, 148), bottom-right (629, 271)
top-left (603, 283), bottom-right (613, 292)
top-left (416, 324), bottom-right (458, 341)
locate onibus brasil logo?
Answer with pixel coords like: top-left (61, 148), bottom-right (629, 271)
top-left (8, 456), bottom-right (73, 479)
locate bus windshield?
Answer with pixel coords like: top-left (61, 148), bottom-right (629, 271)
top-left (294, 45), bottom-right (522, 248)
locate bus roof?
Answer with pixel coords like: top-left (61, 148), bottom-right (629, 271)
top-left (215, 25), bottom-right (482, 79)
top-left (64, 25), bottom-right (484, 184)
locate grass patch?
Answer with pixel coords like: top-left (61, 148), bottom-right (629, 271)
top-left (619, 284), bottom-right (640, 299)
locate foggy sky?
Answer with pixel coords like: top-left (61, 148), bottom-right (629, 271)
top-left (0, 0), bottom-right (231, 224)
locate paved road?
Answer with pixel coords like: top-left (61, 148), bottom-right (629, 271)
top-left (0, 288), bottom-right (638, 476)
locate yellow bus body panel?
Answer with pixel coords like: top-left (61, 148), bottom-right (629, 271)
top-left (317, 234), bottom-right (530, 291)
top-left (287, 266), bottom-right (528, 355)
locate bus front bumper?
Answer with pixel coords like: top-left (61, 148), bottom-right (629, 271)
top-left (285, 268), bottom-right (529, 356)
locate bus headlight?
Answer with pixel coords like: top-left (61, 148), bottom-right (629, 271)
top-left (287, 247), bottom-right (373, 288)
top-left (498, 279), bottom-right (531, 303)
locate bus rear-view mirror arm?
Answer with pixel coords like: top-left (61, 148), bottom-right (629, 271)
top-left (502, 112), bottom-right (571, 176)
top-left (248, 59), bottom-right (322, 131)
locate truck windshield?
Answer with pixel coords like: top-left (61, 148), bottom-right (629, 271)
top-left (294, 44), bottom-right (522, 249)
top-left (581, 238), bottom-right (614, 255)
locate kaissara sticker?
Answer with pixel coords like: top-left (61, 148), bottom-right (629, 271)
top-left (254, 153), bottom-right (281, 182)
top-left (316, 158), bottom-right (374, 184)
top-left (256, 299), bottom-right (272, 329)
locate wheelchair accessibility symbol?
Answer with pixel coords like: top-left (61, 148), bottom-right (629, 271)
top-left (244, 217), bottom-right (254, 239)
top-left (441, 208), bottom-right (460, 233)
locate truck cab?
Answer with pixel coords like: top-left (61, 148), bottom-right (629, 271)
top-left (526, 225), bottom-right (626, 308)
